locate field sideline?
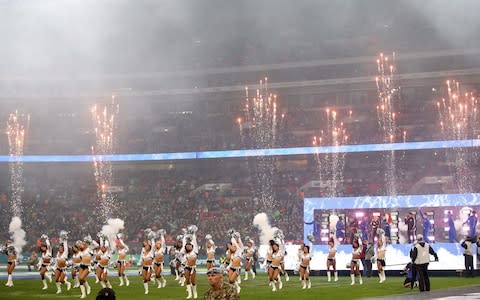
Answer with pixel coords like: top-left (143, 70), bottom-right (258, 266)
top-left (0, 274), bottom-right (478, 300)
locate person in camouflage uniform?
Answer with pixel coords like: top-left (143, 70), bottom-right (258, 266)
top-left (204, 267), bottom-right (239, 300)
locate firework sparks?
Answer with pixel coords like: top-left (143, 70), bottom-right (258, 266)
top-left (91, 96), bottom-right (119, 221)
top-left (375, 52), bottom-right (402, 196)
top-left (239, 78), bottom-right (282, 211)
top-left (436, 80), bottom-right (479, 192)
top-left (312, 109), bottom-right (349, 197)
top-left (6, 111), bottom-right (30, 217)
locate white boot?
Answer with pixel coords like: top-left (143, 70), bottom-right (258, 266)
top-left (285, 272), bottom-right (290, 282)
top-left (119, 276), bottom-right (124, 286)
top-left (350, 274), bottom-right (355, 285)
top-left (74, 277), bottom-right (80, 288)
top-left (235, 282), bottom-right (241, 294)
top-left (144, 282), bottom-right (149, 295)
top-left (244, 272), bottom-right (248, 280)
top-left (334, 271), bottom-right (338, 282)
top-left (42, 279), bottom-right (48, 290)
top-left (237, 275), bottom-right (241, 284)
top-left (186, 284), bottom-right (192, 299)
top-left (107, 281), bottom-right (112, 289)
top-left (162, 277), bottom-right (167, 287)
top-left (307, 279), bottom-right (311, 289)
top-left (85, 281), bottom-right (91, 295)
top-left (175, 270), bottom-right (179, 281)
top-left (66, 280), bottom-right (72, 291)
top-left (278, 277), bottom-right (283, 290)
top-left (100, 281), bottom-right (106, 288)
top-left (95, 275), bottom-right (99, 284)
top-left (124, 275), bottom-right (130, 286)
top-left (46, 273), bottom-right (52, 283)
top-left (79, 285), bottom-right (86, 299)
top-left (380, 271), bottom-right (386, 283)
top-left (156, 278), bottom-right (162, 288)
top-left (327, 271), bottom-right (331, 282)
top-left (302, 279), bottom-right (306, 289)
top-left (6, 274), bottom-right (13, 287)
top-left (180, 276), bottom-right (185, 286)
top-left (250, 270), bottom-right (256, 279)
top-left (192, 284), bottom-right (198, 299)
top-left (359, 274), bottom-right (363, 285)
top-left (271, 281), bottom-right (276, 292)
top-left (56, 282), bottom-right (62, 294)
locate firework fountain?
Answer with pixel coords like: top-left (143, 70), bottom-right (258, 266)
top-left (238, 78), bottom-right (283, 211)
top-left (6, 111), bottom-right (29, 255)
top-left (436, 80), bottom-right (479, 192)
top-left (375, 52), bottom-right (405, 197)
top-left (91, 96), bottom-right (120, 222)
top-left (312, 108), bottom-right (350, 197)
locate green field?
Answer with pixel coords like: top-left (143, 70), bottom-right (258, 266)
top-left (0, 274), bottom-right (478, 300)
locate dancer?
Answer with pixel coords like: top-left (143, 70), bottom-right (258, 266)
top-left (350, 233), bottom-right (363, 285)
top-left (116, 234), bottom-right (130, 286)
top-left (97, 235), bottom-right (112, 289)
top-left (275, 229), bottom-right (289, 282)
top-left (153, 229), bottom-right (167, 288)
top-left (244, 237), bottom-right (256, 280)
top-left (54, 231), bottom-right (72, 294)
top-left (268, 240), bottom-right (284, 292)
top-left (140, 230), bottom-right (155, 294)
top-left (205, 234), bottom-right (216, 271)
top-left (299, 244), bottom-right (312, 289)
top-left (231, 231), bottom-right (244, 285)
top-left (78, 236), bottom-right (93, 299)
top-left (38, 234), bottom-right (53, 290)
top-left (326, 235), bottom-right (338, 282)
top-left (297, 243), bottom-right (305, 281)
top-left (376, 228), bottom-right (387, 283)
top-left (2, 240), bottom-right (17, 287)
top-left (184, 226), bottom-right (199, 299)
top-left (228, 233), bottom-right (243, 294)
top-left (71, 244), bottom-right (81, 288)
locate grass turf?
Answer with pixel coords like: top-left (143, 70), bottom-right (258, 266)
top-left (0, 274), bottom-right (478, 300)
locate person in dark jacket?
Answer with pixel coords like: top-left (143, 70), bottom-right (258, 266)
top-left (410, 234), bottom-right (438, 292)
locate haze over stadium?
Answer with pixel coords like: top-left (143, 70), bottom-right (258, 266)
top-left (1, 1), bottom-right (480, 299)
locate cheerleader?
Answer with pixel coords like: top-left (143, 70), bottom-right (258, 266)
top-left (153, 229), bottom-right (167, 288)
top-left (268, 240), bottom-right (284, 292)
top-left (228, 242), bottom-right (242, 294)
top-left (140, 234), bottom-right (155, 294)
top-left (116, 234), bottom-right (129, 287)
top-left (376, 228), bottom-right (387, 283)
top-left (183, 227), bottom-right (199, 299)
top-left (77, 237), bottom-right (93, 299)
top-left (326, 236), bottom-right (338, 282)
top-left (244, 238), bottom-right (256, 280)
top-left (205, 234), bottom-right (216, 270)
top-left (97, 236), bottom-right (112, 289)
top-left (230, 231), bottom-right (244, 285)
top-left (296, 243), bottom-right (305, 281)
top-left (54, 232), bottom-right (71, 294)
top-left (350, 233), bottom-right (363, 285)
top-left (93, 235), bottom-right (102, 284)
top-left (71, 244), bottom-right (81, 288)
top-left (275, 229), bottom-right (289, 283)
top-left (2, 240), bottom-right (16, 287)
top-left (299, 244), bottom-right (312, 289)
top-left (38, 234), bottom-right (53, 290)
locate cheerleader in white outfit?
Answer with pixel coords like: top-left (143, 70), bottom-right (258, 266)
top-left (230, 231), bottom-right (244, 286)
top-left (228, 243), bottom-right (242, 294)
top-left (275, 229), bottom-right (289, 282)
top-left (71, 244), bottom-right (81, 288)
top-left (3, 240), bottom-right (17, 287)
top-left (299, 245), bottom-right (312, 289)
top-left (54, 232), bottom-right (71, 294)
top-left (326, 236), bottom-right (338, 282)
top-left (205, 234), bottom-right (216, 271)
top-left (38, 234), bottom-right (53, 290)
top-left (244, 238), bottom-right (256, 280)
top-left (116, 234), bottom-right (129, 286)
top-left (268, 241), bottom-right (284, 292)
top-left (97, 237), bottom-right (112, 289)
top-left (153, 230), bottom-right (167, 288)
top-left (183, 228), bottom-right (199, 299)
top-left (78, 237), bottom-right (93, 299)
top-left (350, 233), bottom-right (363, 285)
top-left (376, 228), bottom-right (387, 283)
top-left (140, 236), bottom-right (155, 294)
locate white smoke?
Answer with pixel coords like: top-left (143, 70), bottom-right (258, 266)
top-left (253, 213), bottom-right (276, 245)
top-left (101, 218), bottom-right (125, 250)
top-left (9, 216), bottom-right (26, 256)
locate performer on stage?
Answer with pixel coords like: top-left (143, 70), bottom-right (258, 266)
top-left (244, 237), bottom-right (256, 280)
top-left (299, 244), bottom-right (312, 289)
top-left (116, 234), bottom-right (129, 286)
top-left (228, 231), bottom-right (243, 294)
top-left (54, 231), bottom-right (71, 294)
top-left (140, 230), bottom-right (155, 295)
top-left (71, 244), bottom-right (81, 288)
top-left (183, 226), bottom-right (199, 299)
top-left (326, 235), bottom-right (338, 282)
top-left (268, 240), bottom-right (284, 292)
top-left (153, 229), bottom-right (166, 288)
top-left (38, 234), bottom-right (53, 290)
top-left (376, 228), bottom-right (387, 283)
top-left (2, 240), bottom-right (17, 287)
top-left (97, 235), bottom-right (112, 289)
top-left (350, 233), bottom-right (363, 285)
top-left (205, 234), bottom-right (216, 271)
top-left (274, 229), bottom-right (289, 283)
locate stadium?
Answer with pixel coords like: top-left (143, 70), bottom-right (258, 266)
top-left (1, 1), bottom-right (480, 299)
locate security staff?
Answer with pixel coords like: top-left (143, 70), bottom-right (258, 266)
top-left (410, 234), bottom-right (438, 292)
